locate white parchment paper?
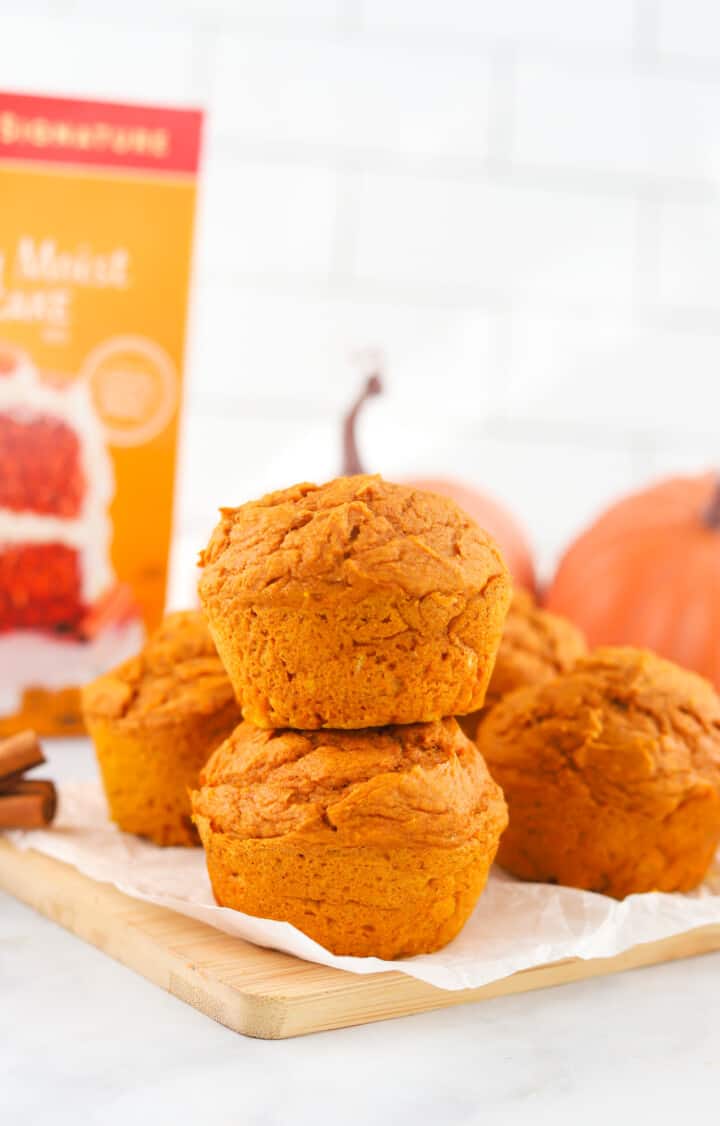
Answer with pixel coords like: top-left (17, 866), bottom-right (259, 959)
top-left (9, 782), bottom-right (720, 991)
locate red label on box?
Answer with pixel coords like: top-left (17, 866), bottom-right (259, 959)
top-left (0, 91), bottom-right (202, 175)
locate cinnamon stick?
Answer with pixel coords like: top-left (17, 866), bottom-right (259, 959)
top-left (0, 730), bottom-right (45, 782)
top-left (0, 780), bottom-right (57, 828)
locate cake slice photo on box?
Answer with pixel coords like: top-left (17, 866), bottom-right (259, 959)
top-left (0, 342), bottom-right (144, 733)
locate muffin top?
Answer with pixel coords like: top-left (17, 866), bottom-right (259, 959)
top-left (198, 474), bottom-right (509, 609)
top-left (82, 610), bottom-right (238, 726)
top-left (477, 646), bottom-right (720, 816)
top-left (193, 717), bottom-right (508, 850)
top-left (487, 589), bottom-right (586, 705)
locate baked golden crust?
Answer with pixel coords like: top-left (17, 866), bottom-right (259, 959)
top-left (198, 475), bottom-right (511, 729)
top-left (459, 590), bottom-right (586, 739)
top-left (83, 610), bottom-right (237, 727)
top-left (192, 718), bottom-right (508, 957)
top-left (476, 646), bottom-right (720, 897)
top-left (83, 611), bottom-right (241, 846)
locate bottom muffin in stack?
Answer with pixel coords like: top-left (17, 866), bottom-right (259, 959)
top-left (192, 718), bottom-right (507, 958)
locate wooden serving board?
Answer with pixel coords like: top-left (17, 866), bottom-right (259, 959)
top-left (1, 838), bottom-right (719, 1040)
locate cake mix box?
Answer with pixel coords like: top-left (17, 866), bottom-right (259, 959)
top-left (0, 92), bottom-right (203, 735)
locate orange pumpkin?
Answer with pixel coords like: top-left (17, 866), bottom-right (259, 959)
top-left (546, 473), bottom-right (720, 689)
top-left (343, 375), bottom-right (536, 592)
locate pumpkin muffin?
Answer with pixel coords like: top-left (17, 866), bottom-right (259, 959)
top-left (192, 717), bottom-right (508, 958)
top-left (476, 647), bottom-right (720, 897)
top-left (198, 475), bottom-right (511, 730)
top-left (83, 611), bottom-right (242, 846)
top-left (459, 590), bottom-right (587, 741)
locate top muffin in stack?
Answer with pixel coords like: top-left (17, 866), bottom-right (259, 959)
top-left (193, 475), bottom-right (512, 957)
top-left (198, 474), bottom-right (511, 729)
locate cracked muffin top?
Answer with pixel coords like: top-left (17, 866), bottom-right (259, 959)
top-left (82, 610), bottom-right (238, 726)
top-left (479, 646), bottom-right (720, 815)
top-left (193, 717), bottom-right (508, 850)
top-left (198, 474), bottom-right (509, 608)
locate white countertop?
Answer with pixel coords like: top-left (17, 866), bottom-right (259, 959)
top-left (1, 740), bottom-right (718, 1126)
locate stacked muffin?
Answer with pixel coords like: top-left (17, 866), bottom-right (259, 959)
top-left (192, 474), bottom-right (512, 957)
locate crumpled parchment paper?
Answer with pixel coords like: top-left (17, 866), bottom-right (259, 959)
top-left (9, 782), bottom-right (720, 991)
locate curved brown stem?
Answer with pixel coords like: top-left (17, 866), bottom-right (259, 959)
top-left (703, 475), bottom-right (720, 529)
top-left (342, 373), bottom-right (383, 475)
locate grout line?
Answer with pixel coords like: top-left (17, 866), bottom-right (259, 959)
top-left (329, 169), bottom-right (362, 282)
top-left (491, 304), bottom-right (515, 398)
top-left (193, 268), bottom-right (720, 331)
top-left (340, 0), bottom-right (365, 36)
top-left (18, 7), bottom-right (720, 83)
top-left (184, 390), bottom-right (720, 454)
top-left (633, 0), bottom-right (661, 63)
top-left (628, 431), bottom-right (659, 481)
top-left (486, 47), bottom-right (517, 172)
top-left (193, 269), bottom-right (720, 333)
top-left (461, 415), bottom-right (720, 453)
top-left (188, 19), bottom-right (220, 104)
top-left (205, 136), bottom-right (720, 205)
top-left (633, 196), bottom-right (663, 312)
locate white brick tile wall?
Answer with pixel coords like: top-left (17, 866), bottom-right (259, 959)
top-left (513, 63), bottom-right (720, 183)
top-left (352, 172), bottom-right (637, 300)
top-left (505, 313), bottom-right (720, 434)
top-left (359, 0), bottom-right (636, 50)
top-left (0, 15), bottom-right (200, 103)
top-left (188, 286), bottom-right (499, 418)
top-left (197, 155), bottom-right (341, 278)
top-left (657, 200), bottom-right (720, 309)
top-left (658, 0), bottom-right (720, 61)
top-left (175, 411), bottom-right (337, 528)
top-left (210, 37), bottom-right (342, 149)
top-left (67, 0), bottom-right (346, 28)
top-left (210, 36), bottom-right (492, 160)
top-left (3, 1), bottom-right (720, 586)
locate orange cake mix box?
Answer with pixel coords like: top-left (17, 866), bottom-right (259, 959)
top-left (0, 92), bottom-right (203, 735)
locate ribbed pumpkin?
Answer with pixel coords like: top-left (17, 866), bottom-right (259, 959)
top-left (343, 375), bottom-right (536, 593)
top-left (546, 473), bottom-right (720, 689)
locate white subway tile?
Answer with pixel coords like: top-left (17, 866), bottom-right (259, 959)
top-left (643, 439), bottom-right (720, 480)
top-left (506, 313), bottom-right (720, 432)
top-left (65, 0), bottom-right (342, 27)
top-left (352, 172), bottom-right (636, 300)
top-left (210, 35), bottom-right (491, 159)
top-left (657, 199), bottom-right (720, 308)
top-left (658, 0), bottom-right (720, 61)
top-left (0, 15), bottom-right (199, 103)
top-left (359, 0), bottom-right (635, 49)
top-left (196, 156), bottom-right (339, 277)
top-left (188, 286), bottom-right (500, 418)
top-left (513, 63), bottom-right (720, 182)
top-left (457, 436), bottom-right (638, 579)
top-left (176, 410), bottom-right (338, 526)
top-left (210, 38), bottom-right (340, 148)
top-left (225, 0), bottom-right (342, 24)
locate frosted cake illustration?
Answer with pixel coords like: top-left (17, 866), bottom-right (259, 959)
top-left (0, 344), bottom-right (143, 724)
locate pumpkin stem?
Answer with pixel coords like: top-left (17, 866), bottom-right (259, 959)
top-left (703, 475), bottom-right (720, 529)
top-left (342, 372), bottom-right (383, 475)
